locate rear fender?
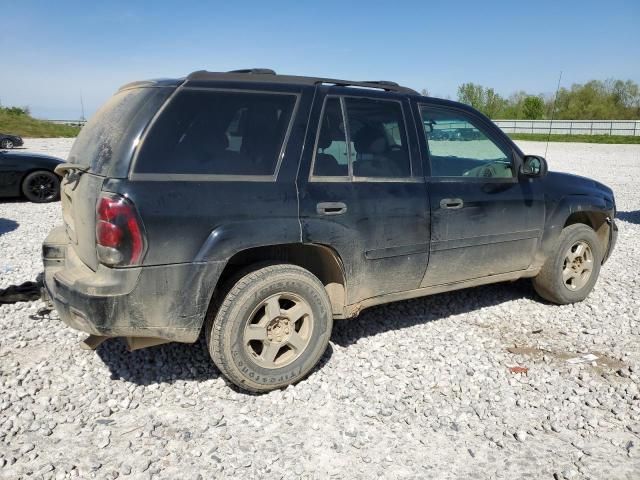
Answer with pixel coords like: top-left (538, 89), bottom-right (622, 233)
top-left (194, 219), bottom-right (302, 263)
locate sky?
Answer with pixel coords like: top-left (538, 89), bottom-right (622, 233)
top-left (1, 0), bottom-right (639, 119)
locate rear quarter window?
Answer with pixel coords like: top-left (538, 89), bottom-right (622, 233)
top-left (134, 89), bottom-right (298, 177)
top-left (68, 87), bottom-right (172, 176)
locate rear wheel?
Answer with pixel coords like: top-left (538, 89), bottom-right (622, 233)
top-left (1, 139), bottom-right (14, 149)
top-left (22, 170), bottom-right (60, 203)
top-left (206, 264), bottom-right (333, 392)
top-left (532, 224), bottom-right (602, 304)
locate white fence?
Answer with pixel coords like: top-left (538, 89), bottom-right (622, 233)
top-left (494, 119), bottom-right (640, 136)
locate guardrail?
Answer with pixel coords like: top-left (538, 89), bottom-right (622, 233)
top-left (494, 119), bottom-right (640, 136)
top-left (48, 119), bottom-right (87, 127)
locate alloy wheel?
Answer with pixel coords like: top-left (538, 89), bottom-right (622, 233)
top-left (243, 292), bottom-right (314, 369)
top-left (562, 240), bottom-right (594, 291)
top-left (27, 173), bottom-right (57, 202)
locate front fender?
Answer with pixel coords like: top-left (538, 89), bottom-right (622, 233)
top-left (533, 194), bottom-right (615, 269)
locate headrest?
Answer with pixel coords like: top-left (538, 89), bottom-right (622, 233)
top-left (353, 126), bottom-right (387, 154)
top-left (318, 132), bottom-right (332, 150)
top-left (211, 131), bottom-right (229, 151)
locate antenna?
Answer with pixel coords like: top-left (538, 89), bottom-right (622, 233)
top-left (80, 92), bottom-right (86, 122)
top-left (545, 71), bottom-right (563, 158)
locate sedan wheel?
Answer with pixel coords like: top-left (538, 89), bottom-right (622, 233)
top-left (1, 139), bottom-right (14, 149)
top-left (22, 170), bottom-right (60, 203)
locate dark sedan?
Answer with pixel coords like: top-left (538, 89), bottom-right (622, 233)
top-left (0, 151), bottom-right (64, 202)
top-left (0, 133), bottom-right (24, 149)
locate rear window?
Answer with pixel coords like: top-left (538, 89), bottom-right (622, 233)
top-left (68, 87), bottom-right (171, 176)
top-left (134, 90), bottom-right (298, 176)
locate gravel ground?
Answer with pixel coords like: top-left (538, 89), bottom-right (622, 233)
top-left (1, 138), bottom-right (639, 479)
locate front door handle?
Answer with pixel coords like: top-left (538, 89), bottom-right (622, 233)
top-left (440, 198), bottom-right (464, 209)
top-left (317, 202), bottom-right (347, 215)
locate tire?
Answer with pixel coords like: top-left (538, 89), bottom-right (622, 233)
top-left (532, 224), bottom-right (602, 304)
top-left (21, 170), bottom-right (60, 203)
top-left (1, 139), bottom-right (14, 149)
top-left (206, 264), bottom-right (333, 393)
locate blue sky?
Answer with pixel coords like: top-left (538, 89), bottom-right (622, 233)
top-left (1, 0), bottom-right (639, 119)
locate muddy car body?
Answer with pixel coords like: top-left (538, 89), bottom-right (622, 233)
top-left (42, 69), bottom-right (617, 391)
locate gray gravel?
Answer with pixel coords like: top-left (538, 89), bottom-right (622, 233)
top-left (1, 138), bottom-right (639, 479)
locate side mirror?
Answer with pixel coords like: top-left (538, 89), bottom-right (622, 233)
top-left (521, 155), bottom-right (548, 178)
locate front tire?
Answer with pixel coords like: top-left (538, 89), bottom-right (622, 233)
top-left (532, 224), bottom-right (602, 304)
top-left (1, 139), bottom-right (14, 149)
top-left (21, 170), bottom-right (60, 203)
top-left (206, 264), bottom-right (333, 393)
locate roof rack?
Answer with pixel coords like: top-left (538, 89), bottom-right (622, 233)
top-left (186, 70), bottom-right (417, 94)
top-left (227, 68), bottom-right (276, 75)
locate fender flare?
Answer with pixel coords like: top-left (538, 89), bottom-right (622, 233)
top-left (533, 194), bottom-right (614, 269)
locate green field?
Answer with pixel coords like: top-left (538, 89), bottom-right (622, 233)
top-left (508, 133), bottom-right (640, 144)
top-left (0, 110), bottom-right (80, 138)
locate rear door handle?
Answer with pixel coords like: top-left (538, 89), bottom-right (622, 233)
top-left (317, 202), bottom-right (347, 215)
top-left (440, 198), bottom-right (464, 209)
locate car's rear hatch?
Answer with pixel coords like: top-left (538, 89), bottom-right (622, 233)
top-left (60, 82), bottom-right (177, 271)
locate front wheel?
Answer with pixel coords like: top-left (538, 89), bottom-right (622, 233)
top-left (206, 264), bottom-right (333, 392)
top-left (22, 170), bottom-right (60, 203)
top-left (1, 139), bottom-right (14, 149)
top-left (532, 224), bottom-right (602, 304)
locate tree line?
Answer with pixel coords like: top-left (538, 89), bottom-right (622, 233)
top-left (453, 79), bottom-right (640, 120)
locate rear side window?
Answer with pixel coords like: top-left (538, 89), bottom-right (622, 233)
top-left (134, 90), bottom-right (298, 176)
top-left (313, 98), bottom-right (349, 177)
top-left (312, 96), bottom-right (411, 179)
top-left (346, 97), bottom-right (411, 178)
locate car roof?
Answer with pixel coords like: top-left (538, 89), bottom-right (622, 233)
top-left (116, 69), bottom-right (482, 114)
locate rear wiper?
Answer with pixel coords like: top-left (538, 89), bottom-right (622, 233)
top-left (54, 163), bottom-right (89, 176)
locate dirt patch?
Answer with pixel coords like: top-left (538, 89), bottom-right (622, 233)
top-left (506, 345), bottom-right (626, 371)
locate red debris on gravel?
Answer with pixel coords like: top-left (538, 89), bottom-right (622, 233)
top-left (508, 366), bottom-right (529, 375)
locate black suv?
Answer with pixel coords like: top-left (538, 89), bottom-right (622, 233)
top-left (43, 69), bottom-right (617, 392)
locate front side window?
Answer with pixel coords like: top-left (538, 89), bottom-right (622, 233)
top-left (420, 107), bottom-right (513, 178)
top-left (135, 90), bottom-right (297, 176)
top-left (312, 96), bottom-right (412, 179)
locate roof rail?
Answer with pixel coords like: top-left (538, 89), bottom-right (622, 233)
top-left (185, 70), bottom-right (417, 94)
top-left (228, 68), bottom-right (276, 75)
top-left (318, 78), bottom-right (414, 93)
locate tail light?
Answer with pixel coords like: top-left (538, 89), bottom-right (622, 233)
top-left (96, 193), bottom-right (146, 266)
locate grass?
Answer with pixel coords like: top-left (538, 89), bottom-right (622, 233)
top-left (508, 133), bottom-right (640, 144)
top-left (0, 111), bottom-right (81, 138)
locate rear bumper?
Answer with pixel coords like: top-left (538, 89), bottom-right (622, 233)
top-left (42, 226), bottom-right (224, 343)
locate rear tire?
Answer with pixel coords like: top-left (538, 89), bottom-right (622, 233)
top-left (21, 170), bottom-right (60, 203)
top-left (206, 264), bottom-right (333, 393)
top-left (532, 224), bottom-right (602, 304)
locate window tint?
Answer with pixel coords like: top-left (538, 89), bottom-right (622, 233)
top-left (313, 98), bottom-right (349, 177)
top-left (345, 98), bottom-right (411, 178)
top-left (420, 107), bottom-right (513, 178)
top-left (135, 90), bottom-right (297, 176)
